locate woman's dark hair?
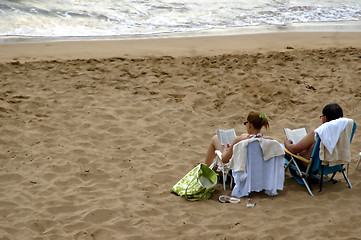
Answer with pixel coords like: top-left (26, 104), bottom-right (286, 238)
top-left (322, 103), bottom-right (343, 121)
top-left (247, 111), bottom-right (269, 130)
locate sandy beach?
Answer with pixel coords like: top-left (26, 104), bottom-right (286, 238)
top-left (0, 32), bottom-right (361, 239)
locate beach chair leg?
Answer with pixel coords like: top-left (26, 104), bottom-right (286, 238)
top-left (341, 170), bottom-right (352, 189)
top-left (222, 165), bottom-right (228, 191)
top-left (302, 178), bottom-right (314, 197)
top-left (319, 165), bottom-right (324, 192)
top-left (356, 154), bottom-right (361, 170)
top-left (223, 171), bottom-right (226, 191)
top-left (329, 171), bottom-right (337, 182)
top-left (292, 158), bottom-right (314, 196)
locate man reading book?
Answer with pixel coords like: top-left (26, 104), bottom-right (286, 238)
top-left (284, 103), bottom-right (344, 160)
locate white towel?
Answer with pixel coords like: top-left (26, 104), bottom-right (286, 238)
top-left (314, 118), bottom-right (351, 154)
top-left (319, 119), bottom-right (354, 166)
top-left (259, 139), bottom-right (285, 161)
top-left (231, 141), bottom-right (285, 198)
top-left (229, 138), bottom-right (285, 172)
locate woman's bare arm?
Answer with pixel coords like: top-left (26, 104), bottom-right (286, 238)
top-left (221, 133), bottom-right (248, 163)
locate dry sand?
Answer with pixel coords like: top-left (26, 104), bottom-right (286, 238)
top-left (0, 32), bottom-right (360, 239)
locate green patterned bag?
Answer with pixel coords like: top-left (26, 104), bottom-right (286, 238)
top-left (171, 164), bottom-right (219, 201)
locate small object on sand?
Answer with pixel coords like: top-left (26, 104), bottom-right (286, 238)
top-left (219, 195), bottom-right (241, 203)
top-left (306, 84), bottom-right (316, 91)
top-left (246, 198), bottom-right (256, 207)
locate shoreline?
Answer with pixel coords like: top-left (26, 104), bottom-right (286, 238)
top-left (1, 20), bottom-right (361, 44)
top-left (1, 31), bottom-right (361, 63)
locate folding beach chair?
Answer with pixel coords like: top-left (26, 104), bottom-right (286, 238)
top-left (230, 140), bottom-right (285, 198)
top-left (210, 150), bottom-right (233, 191)
top-left (285, 119), bottom-right (357, 196)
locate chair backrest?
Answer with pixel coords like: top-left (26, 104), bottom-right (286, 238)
top-left (230, 140), bottom-right (285, 197)
top-left (246, 141), bottom-right (285, 196)
top-left (246, 141), bottom-right (266, 178)
top-left (246, 141), bottom-right (284, 183)
top-left (310, 120), bottom-right (357, 174)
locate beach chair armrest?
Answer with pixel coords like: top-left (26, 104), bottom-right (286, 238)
top-left (283, 147), bottom-right (310, 164)
top-left (215, 150), bottom-right (222, 160)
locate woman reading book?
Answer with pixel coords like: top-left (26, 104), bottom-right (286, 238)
top-left (284, 103), bottom-right (344, 160)
top-left (204, 111), bottom-right (272, 167)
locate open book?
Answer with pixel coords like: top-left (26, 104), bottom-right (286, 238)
top-left (283, 127), bottom-right (307, 144)
top-left (216, 129), bottom-right (236, 146)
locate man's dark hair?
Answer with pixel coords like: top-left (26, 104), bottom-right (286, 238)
top-left (322, 103), bottom-right (343, 121)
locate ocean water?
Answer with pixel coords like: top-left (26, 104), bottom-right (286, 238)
top-left (1, 0), bottom-right (360, 42)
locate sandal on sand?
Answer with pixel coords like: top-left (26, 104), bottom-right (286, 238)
top-left (246, 198), bottom-right (256, 207)
top-left (219, 195), bottom-right (240, 203)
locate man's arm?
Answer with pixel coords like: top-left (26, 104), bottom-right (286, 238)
top-left (284, 130), bottom-right (315, 154)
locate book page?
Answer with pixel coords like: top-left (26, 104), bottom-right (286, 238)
top-left (283, 127), bottom-right (307, 144)
top-left (283, 128), bottom-right (294, 142)
top-left (291, 128), bottom-right (307, 144)
top-left (216, 129), bottom-right (236, 146)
